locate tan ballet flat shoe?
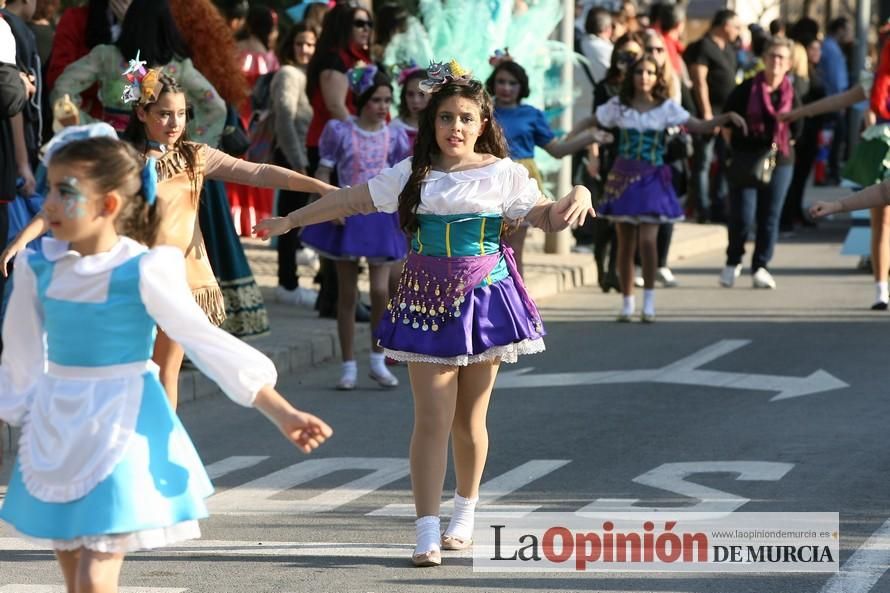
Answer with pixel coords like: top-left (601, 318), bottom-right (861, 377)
top-left (441, 534), bottom-right (473, 550)
top-left (411, 549), bottom-right (442, 567)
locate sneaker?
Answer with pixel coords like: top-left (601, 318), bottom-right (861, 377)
top-left (719, 264), bottom-right (742, 288)
top-left (752, 267), bottom-right (777, 289)
top-left (275, 285), bottom-right (318, 307)
top-left (634, 266), bottom-right (644, 288)
top-left (657, 267), bottom-right (678, 288)
top-left (296, 247), bottom-right (320, 271)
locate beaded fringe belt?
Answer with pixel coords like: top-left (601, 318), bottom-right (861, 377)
top-left (603, 157), bottom-right (672, 201)
top-left (387, 245), bottom-right (542, 333)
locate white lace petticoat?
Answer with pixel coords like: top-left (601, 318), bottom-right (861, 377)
top-left (16, 520), bottom-right (201, 553)
top-left (384, 337), bottom-right (545, 366)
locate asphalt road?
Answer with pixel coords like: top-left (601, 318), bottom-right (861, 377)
top-left (2, 223), bottom-right (889, 593)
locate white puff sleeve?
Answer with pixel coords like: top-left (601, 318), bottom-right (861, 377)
top-left (502, 161), bottom-right (544, 221)
top-left (0, 252), bottom-right (44, 426)
top-left (139, 247), bottom-right (276, 406)
top-left (594, 96), bottom-right (623, 128)
top-left (367, 157), bottom-right (413, 213)
top-left (661, 99), bottom-right (691, 127)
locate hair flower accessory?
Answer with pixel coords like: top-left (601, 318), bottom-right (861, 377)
top-left (488, 48), bottom-right (512, 67)
top-left (346, 61), bottom-right (379, 97)
top-left (419, 59), bottom-right (473, 94)
top-left (395, 60), bottom-right (423, 86)
top-left (121, 50), bottom-right (164, 105)
top-left (141, 157), bottom-right (158, 206)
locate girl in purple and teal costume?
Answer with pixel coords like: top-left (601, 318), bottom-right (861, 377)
top-left (588, 54), bottom-right (746, 322)
top-left (255, 60), bottom-right (595, 568)
top-left (300, 65), bottom-right (412, 391)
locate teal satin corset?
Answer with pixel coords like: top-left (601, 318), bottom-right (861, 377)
top-left (412, 213), bottom-right (508, 286)
top-left (617, 129), bottom-right (668, 165)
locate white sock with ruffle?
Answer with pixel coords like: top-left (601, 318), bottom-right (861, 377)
top-left (414, 515), bottom-right (441, 555)
top-left (444, 491), bottom-right (478, 542)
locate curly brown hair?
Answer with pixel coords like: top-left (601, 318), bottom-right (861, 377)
top-left (168, 0), bottom-right (249, 106)
top-left (398, 80), bottom-right (507, 233)
top-left (618, 54), bottom-right (670, 107)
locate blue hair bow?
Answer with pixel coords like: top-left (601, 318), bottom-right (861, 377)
top-left (141, 157), bottom-right (158, 206)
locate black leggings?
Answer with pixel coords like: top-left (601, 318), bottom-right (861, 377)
top-left (275, 149), bottom-right (312, 290)
top-left (306, 146), bottom-right (339, 315)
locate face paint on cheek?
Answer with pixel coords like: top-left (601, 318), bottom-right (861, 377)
top-left (59, 177), bottom-right (88, 219)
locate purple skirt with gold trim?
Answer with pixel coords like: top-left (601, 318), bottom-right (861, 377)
top-left (374, 248), bottom-right (545, 366)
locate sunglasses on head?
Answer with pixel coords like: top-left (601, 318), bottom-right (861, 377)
top-left (353, 19), bottom-right (374, 29)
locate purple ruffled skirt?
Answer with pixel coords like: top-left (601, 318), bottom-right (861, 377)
top-left (598, 158), bottom-right (684, 223)
top-left (375, 249), bottom-right (545, 366)
top-left (300, 212), bottom-right (408, 262)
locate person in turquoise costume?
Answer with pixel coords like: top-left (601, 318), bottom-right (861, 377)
top-left (256, 61), bottom-right (595, 568)
top-left (0, 136), bottom-right (331, 592)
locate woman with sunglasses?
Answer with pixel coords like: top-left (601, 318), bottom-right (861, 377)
top-left (640, 29), bottom-right (681, 288)
top-left (719, 37), bottom-right (802, 291)
top-left (586, 33), bottom-right (643, 293)
top-left (305, 4), bottom-right (375, 321)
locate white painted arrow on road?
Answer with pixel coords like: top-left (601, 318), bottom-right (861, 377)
top-left (495, 339), bottom-right (848, 401)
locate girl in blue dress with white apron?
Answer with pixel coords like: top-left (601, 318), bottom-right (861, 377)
top-left (0, 136), bottom-right (332, 592)
top-left (255, 61), bottom-right (595, 567)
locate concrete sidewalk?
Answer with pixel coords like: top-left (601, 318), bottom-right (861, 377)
top-left (176, 222), bottom-right (727, 404)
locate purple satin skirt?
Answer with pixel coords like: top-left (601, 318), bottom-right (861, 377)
top-left (598, 157), bottom-right (684, 223)
top-left (300, 212), bottom-right (408, 262)
top-left (375, 249), bottom-right (545, 366)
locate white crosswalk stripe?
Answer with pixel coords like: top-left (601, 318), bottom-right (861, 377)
top-left (204, 455), bottom-right (269, 480)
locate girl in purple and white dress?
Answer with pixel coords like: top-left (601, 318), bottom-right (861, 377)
top-left (590, 54), bottom-right (746, 322)
top-left (256, 61), bottom-right (594, 568)
top-left (300, 65), bottom-right (411, 391)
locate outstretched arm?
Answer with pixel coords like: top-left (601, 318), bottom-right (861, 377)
top-left (253, 184), bottom-right (378, 238)
top-left (203, 146), bottom-right (337, 195)
top-left (810, 181), bottom-right (890, 217)
top-left (543, 128), bottom-right (603, 159)
top-left (1, 213), bottom-right (48, 276)
top-left (778, 85), bottom-right (868, 123)
top-left (686, 111), bottom-right (748, 136)
top-left (524, 185), bottom-right (594, 232)
top-left (140, 248), bottom-right (333, 452)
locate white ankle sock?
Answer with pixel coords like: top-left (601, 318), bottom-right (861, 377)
top-left (621, 295), bottom-right (635, 316)
top-left (444, 491), bottom-right (478, 541)
top-left (369, 352), bottom-right (387, 376)
top-left (877, 282), bottom-right (889, 304)
top-left (643, 289), bottom-right (655, 316)
top-left (340, 360), bottom-right (357, 382)
top-left (415, 515), bottom-right (441, 554)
